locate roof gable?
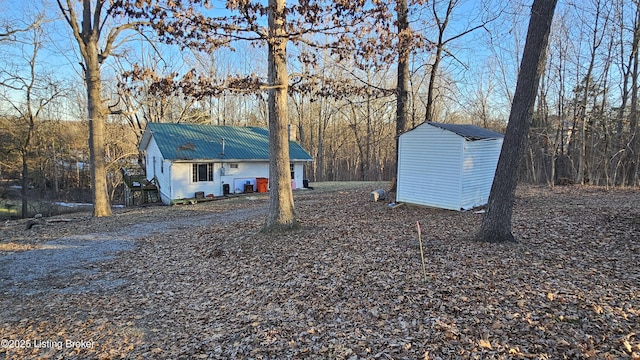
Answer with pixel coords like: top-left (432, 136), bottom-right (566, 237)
top-left (425, 122), bottom-right (503, 140)
top-left (140, 123), bottom-right (313, 161)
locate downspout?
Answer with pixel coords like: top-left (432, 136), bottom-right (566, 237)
top-left (220, 138), bottom-right (225, 196)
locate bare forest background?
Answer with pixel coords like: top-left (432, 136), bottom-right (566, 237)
top-left (1, 0), bottom-right (640, 216)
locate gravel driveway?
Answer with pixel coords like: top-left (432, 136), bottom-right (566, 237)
top-left (0, 206), bottom-right (266, 296)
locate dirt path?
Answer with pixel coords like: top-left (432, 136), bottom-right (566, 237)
top-left (0, 206), bottom-right (266, 296)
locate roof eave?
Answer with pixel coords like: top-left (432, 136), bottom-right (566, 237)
top-left (138, 128), bottom-right (153, 151)
top-left (167, 158), bottom-right (313, 162)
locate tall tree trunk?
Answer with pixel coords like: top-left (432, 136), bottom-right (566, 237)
top-left (615, 48), bottom-right (631, 184)
top-left (263, 0), bottom-right (296, 231)
top-left (57, 0), bottom-right (113, 217)
top-left (425, 49), bottom-right (443, 122)
top-left (52, 139), bottom-right (60, 194)
top-left (366, 94), bottom-right (372, 180)
top-left (629, 34), bottom-right (639, 186)
top-left (316, 105), bottom-right (325, 182)
top-left (20, 113), bottom-right (35, 219)
top-left (477, 0), bottom-right (558, 243)
top-left (395, 0), bottom-right (410, 181)
top-left (21, 150), bottom-right (29, 218)
top-left (625, 1), bottom-right (640, 186)
top-left (85, 42), bottom-right (112, 217)
top-left (348, 101), bottom-right (366, 180)
top-left (616, 3), bottom-right (639, 179)
top-left (576, 0), bottom-right (606, 185)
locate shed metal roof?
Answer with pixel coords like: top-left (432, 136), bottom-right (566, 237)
top-left (426, 122), bottom-right (504, 140)
top-left (140, 123), bottom-right (313, 161)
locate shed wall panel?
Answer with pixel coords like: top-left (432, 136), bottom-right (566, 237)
top-left (460, 138), bottom-right (503, 209)
top-left (396, 124), bottom-right (464, 210)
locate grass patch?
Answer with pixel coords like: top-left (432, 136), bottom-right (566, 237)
top-left (0, 199), bottom-right (93, 219)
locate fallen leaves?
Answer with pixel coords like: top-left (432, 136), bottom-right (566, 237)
top-left (0, 183), bottom-right (639, 359)
top-left (478, 339), bottom-right (493, 349)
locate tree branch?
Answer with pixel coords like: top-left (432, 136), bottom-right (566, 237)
top-left (56, 0), bottom-right (86, 56)
top-left (101, 22), bottom-right (148, 63)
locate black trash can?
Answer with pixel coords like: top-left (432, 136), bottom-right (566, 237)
top-left (223, 183), bottom-right (230, 195)
top-left (303, 179), bottom-right (309, 188)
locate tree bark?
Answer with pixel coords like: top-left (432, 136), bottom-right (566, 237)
top-left (477, 0), bottom-right (558, 243)
top-left (627, 3), bottom-right (640, 186)
top-left (85, 42), bottom-right (112, 217)
top-left (395, 0), bottom-right (410, 179)
top-left (263, 0), bottom-right (297, 231)
top-left (21, 150), bottom-right (29, 218)
top-left (615, 4), bottom-right (640, 186)
top-left (316, 105), bottom-right (325, 182)
top-left (629, 34), bottom-right (639, 186)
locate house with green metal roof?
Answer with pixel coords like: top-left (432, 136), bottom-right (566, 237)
top-left (138, 123), bottom-right (313, 205)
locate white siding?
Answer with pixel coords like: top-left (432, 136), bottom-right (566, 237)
top-left (460, 138), bottom-right (503, 210)
top-left (292, 162), bottom-right (306, 189)
top-left (219, 161), bottom-right (306, 192)
top-left (145, 137), bottom-right (172, 204)
top-left (172, 162), bottom-right (268, 200)
top-left (396, 124), bottom-right (464, 210)
top-left (221, 162), bottom-right (269, 193)
top-left (168, 162), bottom-right (217, 202)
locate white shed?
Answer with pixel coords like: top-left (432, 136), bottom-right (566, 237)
top-left (396, 121), bottom-right (504, 211)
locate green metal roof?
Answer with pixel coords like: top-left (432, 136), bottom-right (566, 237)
top-left (141, 123), bottom-right (313, 162)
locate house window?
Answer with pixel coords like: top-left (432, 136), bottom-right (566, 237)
top-left (224, 163), bottom-right (239, 174)
top-left (192, 163), bottom-right (214, 182)
top-left (290, 163), bottom-right (295, 179)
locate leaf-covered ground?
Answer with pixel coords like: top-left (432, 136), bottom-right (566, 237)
top-left (1, 182), bottom-right (639, 359)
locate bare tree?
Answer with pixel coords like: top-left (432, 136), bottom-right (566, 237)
top-left (0, 13), bottom-right (42, 41)
top-left (0, 23), bottom-right (64, 217)
top-left (423, 0), bottom-right (499, 122)
top-left (477, 0), bottom-right (558, 243)
top-left (56, 0), bottom-right (146, 217)
top-left (573, 0), bottom-right (612, 185)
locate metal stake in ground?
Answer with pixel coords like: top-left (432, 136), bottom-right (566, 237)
top-left (416, 221), bottom-right (428, 283)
